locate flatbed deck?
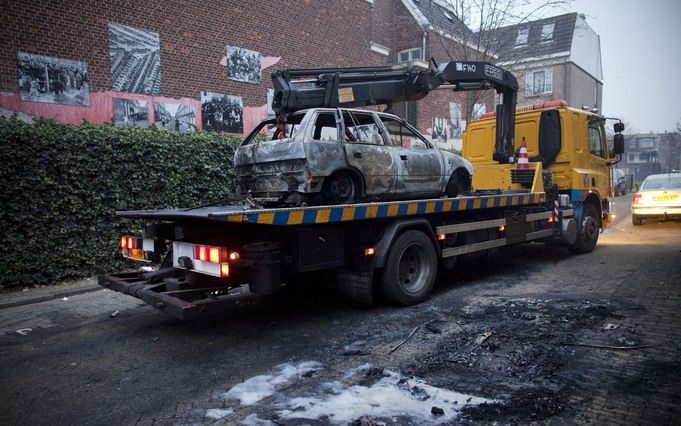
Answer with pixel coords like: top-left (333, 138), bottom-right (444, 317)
top-left (117, 192), bottom-right (546, 226)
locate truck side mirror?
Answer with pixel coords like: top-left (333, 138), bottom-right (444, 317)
top-left (614, 122), bottom-right (625, 133)
top-left (613, 133), bottom-right (624, 155)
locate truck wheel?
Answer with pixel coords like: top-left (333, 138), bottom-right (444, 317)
top-left (380, 230), bottom-right (437, 305)
top-left (569, 204), bottom-right (600, 254)
top-left (632, 214), bottom-right (642, 226)
top-left (323, 171), bottom-right (357, 204)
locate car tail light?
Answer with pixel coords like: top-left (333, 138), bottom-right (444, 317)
top-left (632, 193), bottom-right (642, 204)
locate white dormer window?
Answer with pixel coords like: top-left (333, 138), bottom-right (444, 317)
top-left (540, 23), bottom-right (555, 42)
top-left (515, 28), bottom-right (529, 47)
top-left (398, 48), bottom-right (423, 63)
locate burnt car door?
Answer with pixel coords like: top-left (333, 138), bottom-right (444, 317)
top-left (342, 110), bottom-right (396, 196)
top-left (379, 115), bottom-right (444, 195)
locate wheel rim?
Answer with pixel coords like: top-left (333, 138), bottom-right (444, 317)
top-left (328, 174), bottom-right (354, 203)
top-left (581, 215), bottom-right (599, 243)
top-left (397, 243), bottom-right (432, 294)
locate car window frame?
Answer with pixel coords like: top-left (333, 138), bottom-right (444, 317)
top-left (341, 110), bottom-right (386, 146)
top-left (376, 113), bottom-right (433, 150)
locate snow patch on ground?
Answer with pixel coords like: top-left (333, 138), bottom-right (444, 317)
top-left (204, 408), bottom-right (233, 419)
top-left (222, 361), bottom-right (322, 405)
top-left (215, 361), bottom-right (493, 424)
top-left (278, 368), bottom-right (493, 424)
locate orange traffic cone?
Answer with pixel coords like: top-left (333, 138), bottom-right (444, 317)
top-left (517, 137), bottom-right (529, 169)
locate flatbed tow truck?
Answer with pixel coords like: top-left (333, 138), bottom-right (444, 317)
top-left (99, 60), bottom-right (624, 320)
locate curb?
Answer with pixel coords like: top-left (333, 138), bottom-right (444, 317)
top-left (0, 282), bottom-right (103, 310)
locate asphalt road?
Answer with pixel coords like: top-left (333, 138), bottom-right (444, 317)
top-left (1, 194), bottom-right (679, 425)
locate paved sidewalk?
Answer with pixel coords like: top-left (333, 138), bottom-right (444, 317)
top-left (0, 277), bottom-right (102, 309)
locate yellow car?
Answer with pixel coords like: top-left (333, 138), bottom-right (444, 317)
top-left (631, 173), bottom-right (681, 225)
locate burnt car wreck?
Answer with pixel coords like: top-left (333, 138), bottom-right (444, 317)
top-left (234, 108), bottom-right (473, 206)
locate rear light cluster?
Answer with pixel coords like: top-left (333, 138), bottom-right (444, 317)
top-left (192, 245), bottom-right (239, 277)
top-left (121, 236), bottom-right (141, 249)
top-left (120, 236), bottom-right (154, 262)
top-left (632, 193), bottom-right (642, 205)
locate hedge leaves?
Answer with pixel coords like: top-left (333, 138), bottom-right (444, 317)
top-left (0, 117), bottom-right (240, 288)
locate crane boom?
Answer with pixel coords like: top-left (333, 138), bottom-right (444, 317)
top-left (271, 61), bottom-right (518, 163)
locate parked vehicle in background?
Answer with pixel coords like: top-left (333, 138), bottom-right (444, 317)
top-left (613, 169), bottom-right (627, 196)
top-left (631, 173), bottom-right (681, 225)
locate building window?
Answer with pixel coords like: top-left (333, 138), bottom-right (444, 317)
top-left (524, 68), bottom-right (553, 96)
top-left (540, 23), bottom-right (555, 42)
top-left (638, 138), bottom-right (655, 148)
top-left (398, 48), bottom-right (422, 63)
top-left (441, 7), bottom-right (456, 22)
top-left (472, 103), bottom-right (486, 120)
top-left (628, 140), bottom-right (637, 149)
top-left (627, 153), bottom-right (647, 164)
top-left (515, 28), bottom-right (529, 47)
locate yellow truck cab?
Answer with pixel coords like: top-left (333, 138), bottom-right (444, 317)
top-left (464, 100), bottom-right (623, 244)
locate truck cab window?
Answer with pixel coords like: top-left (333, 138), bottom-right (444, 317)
top-left (588, 125), bottom-right (605, 158)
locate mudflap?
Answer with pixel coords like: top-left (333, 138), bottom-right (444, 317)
top-left (98, 271), bottom-right (259, 320)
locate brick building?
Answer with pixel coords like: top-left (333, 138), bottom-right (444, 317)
top-left (0, 0), bottom-right (481, 148)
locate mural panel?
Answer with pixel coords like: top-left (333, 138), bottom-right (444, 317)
top-left (112, 98), bottom-right (148, 128)
top-left (153, 102), bottom-right (196, 132)
top-left (432, 117), bottom-right (447, 144)
top-left (449, 102), bottom-right (462, 139)
top-left (108, 23), bottom-right (161, 95)
top-left (17, 52), bottom-right (89, 106)
top-left (201, 91), bottom-right (243, 133)
top-left (227, 46), bottom-right (261, 84)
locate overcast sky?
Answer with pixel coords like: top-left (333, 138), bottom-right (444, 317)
top-left (538, 0), bottom-right (681, 133)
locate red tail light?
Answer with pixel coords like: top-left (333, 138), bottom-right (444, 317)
top-left (194, 245), bottom-right (229, 264)
top-left (633, 193), bottom-right (642, 204)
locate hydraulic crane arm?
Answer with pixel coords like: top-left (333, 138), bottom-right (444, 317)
top-left (271, 61), bottom-right (518, 163)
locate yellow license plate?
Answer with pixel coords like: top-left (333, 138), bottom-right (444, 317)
top-left (654, 194), bottom-right (678, 201)
top-left (129, 248), bottom-right (145, 260)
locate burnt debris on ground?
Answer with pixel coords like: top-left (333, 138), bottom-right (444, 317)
top-left (405, 297), bottom-right (641, 424)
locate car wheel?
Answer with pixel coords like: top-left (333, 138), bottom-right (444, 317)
top-left (380, 230), bottom-right (437, 306)
top-left (446, 170), bottom-right (468, 197)
top-left (569, 203), bottom-right (600, 254)
top-left (632, 214), bottom-right (642, 226)
top-left (323, 171), bottom-right (357, 204)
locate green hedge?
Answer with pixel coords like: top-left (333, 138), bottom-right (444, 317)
top-left (0, 117), bottom-right (241, 289)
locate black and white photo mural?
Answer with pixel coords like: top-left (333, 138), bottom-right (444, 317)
top-left (112, 98), bottom-right (148, 128)
top-left (432, 117), bottom-right (447, 144)
top-left (201, 91), bottom-right (243, 133)
top-left (17, 52), bottom-right (89, 106)
top-left (227, 46), bottom-right (261, 84)
top-left (449, 102), bottom-right (462, 139)
top-left (108, 23), bottom-right (161, 95)
top-left (153, 102), bottom-right (196, 132)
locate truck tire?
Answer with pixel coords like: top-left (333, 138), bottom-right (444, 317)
top-left (569, 203), bottom-right (600, 254)
top-left (380, 230), bottom-right (437, 305)
top-left (632, 214), bottom-right (642, 226)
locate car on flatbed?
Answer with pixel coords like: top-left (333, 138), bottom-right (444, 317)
top-left (234, 108), bottom-right (473, 206)
top-left (631, 173), bottom-right (681, 225)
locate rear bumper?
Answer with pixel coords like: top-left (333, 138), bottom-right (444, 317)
top-left (98, 271), bottom-right (259, 320)
top-left (631, 206), bottom-right (681, 217)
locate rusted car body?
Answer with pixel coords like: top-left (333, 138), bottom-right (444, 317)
top-left (234, 108), bottom-right (473, 205)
